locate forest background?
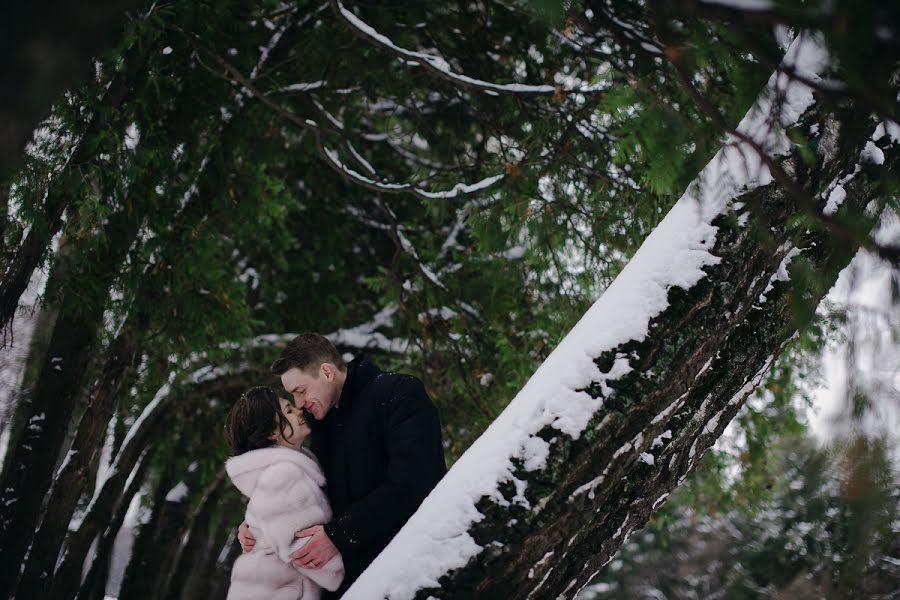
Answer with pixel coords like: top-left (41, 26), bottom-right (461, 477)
top-left (0, 0), bottom-right (897, 599)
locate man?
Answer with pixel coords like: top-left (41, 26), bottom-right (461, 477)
top-left (237, 333), bottom-right (446, 597)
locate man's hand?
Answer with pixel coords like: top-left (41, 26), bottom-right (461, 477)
top-left (290, 525), bottom-right (338, 569)
top-left (237, 520), bottom-right (256, 553)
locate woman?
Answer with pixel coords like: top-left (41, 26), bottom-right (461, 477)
top-left (224, 386), bottom-right (344, 600)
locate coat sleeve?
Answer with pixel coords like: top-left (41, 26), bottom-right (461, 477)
top-left (250, 463), bottom-right (345, 592)
top-left (324, 377), bottom-right (445, 555)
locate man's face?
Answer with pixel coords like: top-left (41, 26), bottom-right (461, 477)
top-left (280, 365), bottom-right (338, 421)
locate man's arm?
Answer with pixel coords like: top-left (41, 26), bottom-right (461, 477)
top-left (325, 378), bottom-right (445, 555)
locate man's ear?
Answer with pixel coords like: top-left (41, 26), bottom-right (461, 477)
top-left (321, 363), bottom-right (334, 381)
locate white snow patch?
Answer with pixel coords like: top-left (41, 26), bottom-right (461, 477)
top-left (123, 122), bottom-right (140, 150)
top-left (651, 430), bottom-right (673, 449)
top-left (700, 0), bottom-right (771, 9)
top-left (521, 436), bottom-right (551, 471)
top-left (861, 140), bottom-right (885, 165)
top-left (759, 246), bottom-right (801, 303)
top-left (165, 481), bottom-right (189, 503)
top-left (824, 184), bottom-right (847, 216)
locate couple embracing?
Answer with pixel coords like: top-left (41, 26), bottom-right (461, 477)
top-left (223, 333), bottom-right (447, 599)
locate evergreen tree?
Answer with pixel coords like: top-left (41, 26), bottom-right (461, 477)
top-left (0, 1), bottom-right (896, 598)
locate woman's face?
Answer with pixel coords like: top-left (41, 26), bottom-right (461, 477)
top-left (271, 397), bottom-right (311, 450)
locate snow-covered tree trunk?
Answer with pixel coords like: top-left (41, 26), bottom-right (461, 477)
top-left (0, 207), bottom-right (142, 599)
top-left (14, 323), bottom-right (144, 598)
top-left (161, 473), bottom-right (231, 600)
top-left (344, 36), bottom-right (898, 599)
top-left (48, 365), bottom-right (262, 600)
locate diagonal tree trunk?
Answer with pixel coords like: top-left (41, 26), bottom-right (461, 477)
top-left (115, 440), bottom-right (188, 600)
top-left (344, 36), bottom-right (898, 599)
top-left (14, 319), bottom-right (145, 597)
top-left (75, 446), bottom-right (154, 600)
top-left (160, 473), bottom-right (229, 600)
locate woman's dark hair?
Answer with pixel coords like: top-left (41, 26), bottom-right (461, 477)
top-left (224, 386), bottom-right (294, 455)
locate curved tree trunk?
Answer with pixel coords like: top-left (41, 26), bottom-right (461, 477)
top-left (116, 442), bottom-right (188, 600)
top-left (162, 474), bottom-right (230, 600)
top-left (75, 446), bottom-right (154, 600)
top-left (345, 39), bottom-right (898, 599)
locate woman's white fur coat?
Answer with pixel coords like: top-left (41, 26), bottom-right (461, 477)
top-left (225, 446), bottom-right (344, 600)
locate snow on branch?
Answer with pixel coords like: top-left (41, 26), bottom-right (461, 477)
top-left (331, 0), bottom-right (603, 96)
top-left (318, 142), bottom-right (505, 200)
top-left (181, 27), bottom-right (506, 202)
top-left (251, 304), bottom-right (408, 356)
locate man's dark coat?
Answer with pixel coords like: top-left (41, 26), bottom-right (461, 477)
top-left (309, 355), bottom-right (446, 597)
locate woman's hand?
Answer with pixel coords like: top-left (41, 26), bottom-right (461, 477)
top-left (237, 520), bottom-right (256, 553)
top-left (290, 525), bottom-right (338, 569)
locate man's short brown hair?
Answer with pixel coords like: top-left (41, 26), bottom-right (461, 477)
top-left (271, 332), bottom-right (345, 375)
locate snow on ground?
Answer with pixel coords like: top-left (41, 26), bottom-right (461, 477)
top-left (343, 34), bottom-right (829, 600)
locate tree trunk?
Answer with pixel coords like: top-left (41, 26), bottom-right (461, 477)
top-left (16, 108), bottom-right (245, 593)
top-left (206, 536), bottom-right (243, 600)
top-left (116, 446), bottom-right (188, 600)
top-left (49, 367), bottom-right (263, 600)
top-left (74, 446), bottom-right (153, 600)
top-left (14, 323), bottom-right (144, 597)
top-left (344, 42), bottom-right (898, 599)
top-left (0, 207), bottom-right (142, 599)
top-left (162, 474), bottom-right (230, 600)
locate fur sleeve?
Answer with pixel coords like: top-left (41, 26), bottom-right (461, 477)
top-left (249, 462), bottom-right (332, 563)
top-left (249, 461), bottom-right (345, 591)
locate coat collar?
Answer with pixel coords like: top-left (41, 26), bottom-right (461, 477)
top-left (333, 354), bottom-right (381, 418)
top-left (225, 446), bottom-right (323, 497)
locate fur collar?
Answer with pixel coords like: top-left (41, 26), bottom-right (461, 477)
top-left (225, 446), bottom-right (324, 497)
